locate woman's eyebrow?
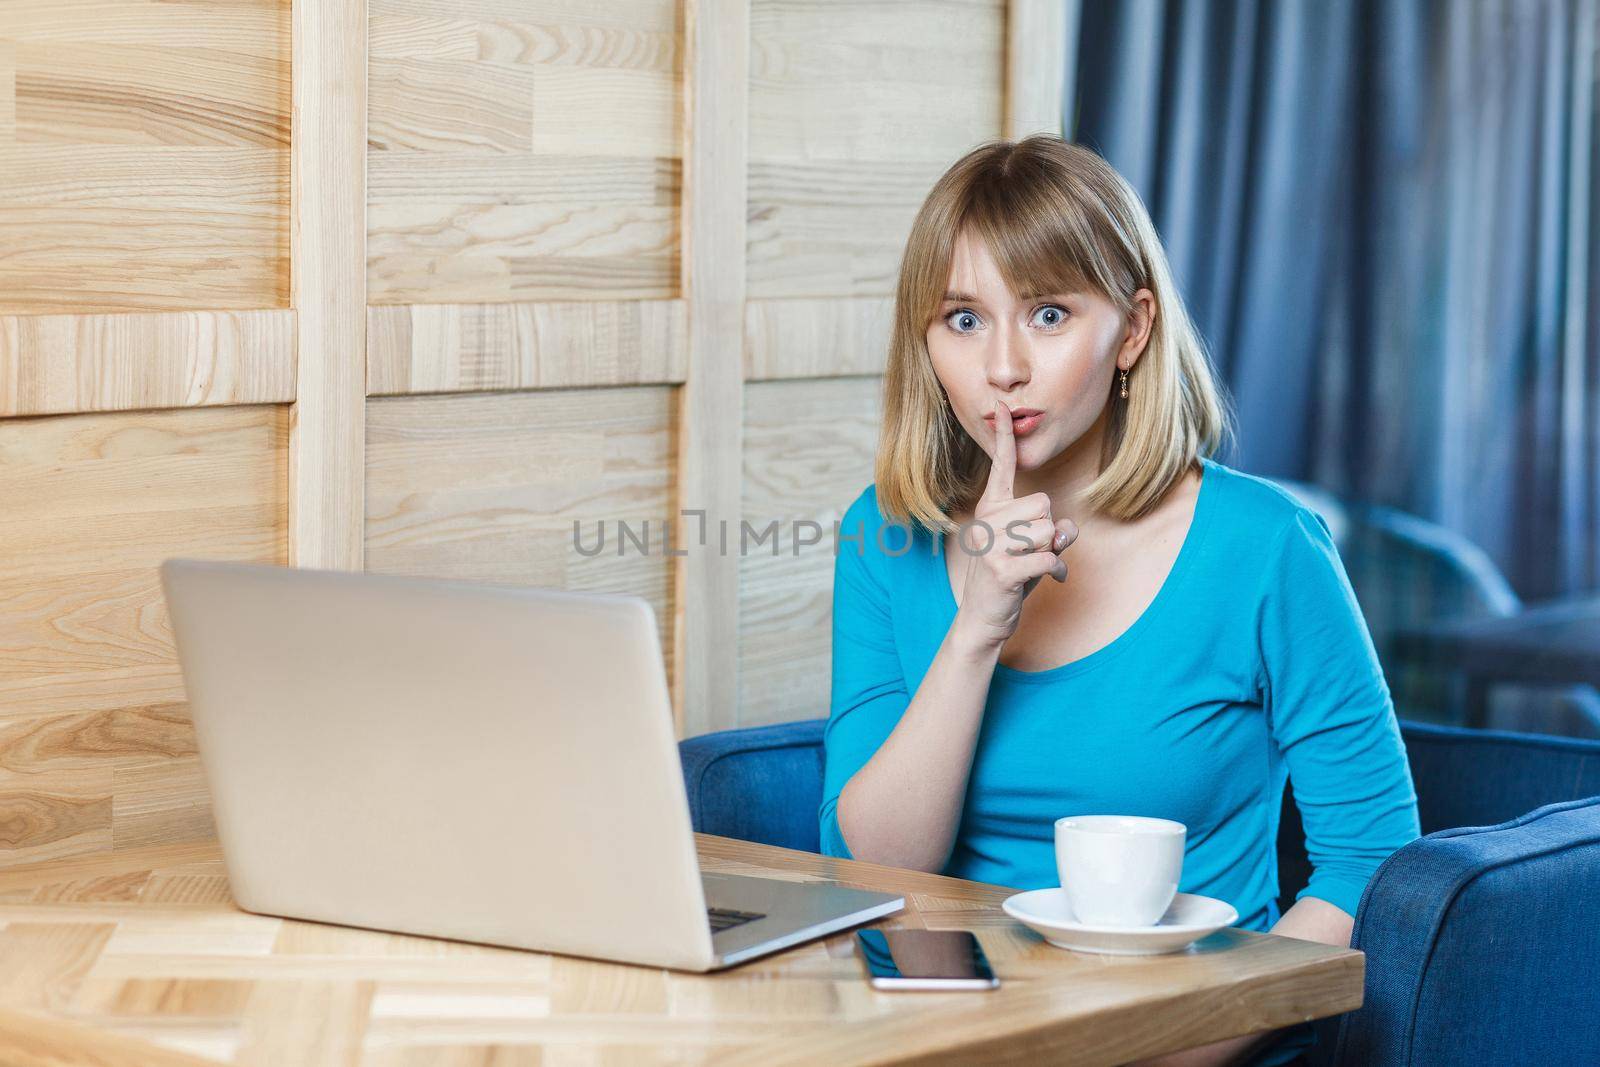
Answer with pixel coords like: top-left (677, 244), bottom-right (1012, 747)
top-left (941, 289), bottom-right (1071, 303)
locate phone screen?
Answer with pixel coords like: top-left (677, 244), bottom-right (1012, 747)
top-left (855, 929), bottom-right (999, 990)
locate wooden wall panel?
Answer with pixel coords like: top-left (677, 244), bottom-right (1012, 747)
top-left (739, 376), bottom-right (882, 728)
top-left (367, 0), bottom-right (683, 305)
top-left (0, 405), bottom-right (289, 866)
top-left (365, 387), bottom-right (678, 691)
top-left (0, 310), bottom-right (295, 418)
top-left (744, 297), bottom-right (892, 380)
top-left (0, 0), bottom-right (290, 314)
top-left (746, 0), bottom-right (1005, 299)
top-left (0, 0), bottom-right (1029, 851)
top-left (367, 299), bottom-right (689, 395)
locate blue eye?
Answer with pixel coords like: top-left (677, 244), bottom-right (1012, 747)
top-left (946, 309), bottom-right (982, 334)
top-left (1032, 304), bottom-right (1067, 328)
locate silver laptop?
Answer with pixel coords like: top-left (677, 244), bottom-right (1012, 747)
top-left (159, 558), bottom-right (902, 972)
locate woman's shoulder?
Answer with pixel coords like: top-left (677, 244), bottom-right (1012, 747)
top-left (1199, 455), bottom-right (1329, 544)
top-left (837, 484), bottom-right (930, 567)
top-left (1192, 457), bottom-right (1349, 599)
top-left (1195, 458), bottom-right (1352, 616)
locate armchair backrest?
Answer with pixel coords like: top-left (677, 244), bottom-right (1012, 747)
top-left (678, 718), bottom-right (826, 854)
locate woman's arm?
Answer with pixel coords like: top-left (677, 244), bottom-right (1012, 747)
top-left (1130, 506), bottom-right (1418, 1067)
top-left (1256, 507), bottom-right (1422, 917)
top-left (829, 505), bottom-right (1069, 873)
top-left (823, 425), bottom-right (1073, 873)
top-left (833, 609), bottom-right (1003, 872)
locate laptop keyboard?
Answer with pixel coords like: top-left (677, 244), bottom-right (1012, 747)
top-left (707, 906), bottom-right (765, 933)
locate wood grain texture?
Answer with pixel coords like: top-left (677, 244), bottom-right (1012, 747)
top-left (673, 0), bottom-right (749, 740)
top-left (365, 387), bottom-right (678, 692)
top-left (367, 300), bottom-right (689, 395)
top-left (746, 0), bottom-right (1004, 299)
top-left (0, 311), bottom-right (295, 418)
top-left (367, 0), bottom-right (682, 305)
top-left (746, 157), bottom-right (949, 300)
top-left (0, 837), bottom-right (1365, 1065)
top-left (289, 0), bottom-right (366, 571)
top-left (739, 378), bottom-right (882, 726)
top-left (743, 297), bottom-right (892, 380)
top-left (748, 0), bottom-right (1003, 163)
top-left (1004, 0), bottom-right (1069, 139)
top-left (0, 405), bottom-right (289, 866)
top-left (0, 0), bottom-right (290, 314)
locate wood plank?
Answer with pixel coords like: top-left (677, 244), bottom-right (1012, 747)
top-left (371, 0), bottom-right (677, 35)
top-left (528, 64), bottom-right (679, 157)
top-left (748, 0), bottom-right (1003, 165)
top-left (1004, 0), bottom-right (1069, 139)
top-left (739, 378), bottom-right (881, 727)
top-left (0, 405), bottom-right (286, 864)
top-left (289, 0), bottom-right (366, 570)
top-left (745, 158), bottom-right (950, 300)
top-left (14, 42), bottom-right (287, 147)
top-left (365, 0), bottom-right (682, 306)
top-left (0, 310), bottom-right (295, 417)
top-left (744, 0), bottom-right (1003, 302)
top-left (367, 300), bottom-right (688, 395)
top-left (0, 1004), bottom-right (225, 1067)
top-left (0, 2), bottom-right (290, 314)
top-left (0, 771), bottom-right (113, 867)
top-left (367, 56), bottom-right (533, 154)
top-left (1, 1), bottom-right (286, 52)
top-left (365, 387), bottom-right (677, 693)
top-left (367, 152), bottom-right (677, 205)
top-left (673, 0), bottom-right (749, 739)
top-left (743, 298), bottom-right (892, 380)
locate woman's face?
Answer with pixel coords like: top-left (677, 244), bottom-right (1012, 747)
top-left (926, 228), bottom-right (1152, 478)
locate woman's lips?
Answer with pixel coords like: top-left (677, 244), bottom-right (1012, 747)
top-left (983, 408), bottom-right (1045, 436)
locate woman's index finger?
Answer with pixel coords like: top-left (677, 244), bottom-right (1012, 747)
top-left (983, 400), bottom-right (1015, 501)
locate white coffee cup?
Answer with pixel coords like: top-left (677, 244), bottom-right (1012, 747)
top-left (1055, 815), bottom-right (1186, 927)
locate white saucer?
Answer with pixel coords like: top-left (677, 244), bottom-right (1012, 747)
top-left (1001, 888), bottom-right (1239, 956)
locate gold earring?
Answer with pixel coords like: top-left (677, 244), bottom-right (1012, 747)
top-left (1119, 368), bottom-right (1129, 399)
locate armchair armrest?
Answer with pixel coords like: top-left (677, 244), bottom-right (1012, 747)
top-left (1330, 796), bottom-right (1600, 1065)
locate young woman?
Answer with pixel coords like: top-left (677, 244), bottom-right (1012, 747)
top-left (819, 136), bottom-right (1421, 1067)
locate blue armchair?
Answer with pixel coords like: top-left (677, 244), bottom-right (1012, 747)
top-left (679, 718), bottom-right (1600, 1066)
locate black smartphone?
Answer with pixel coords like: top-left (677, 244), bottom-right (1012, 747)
top-left (855, 929), bottom-right (999, 990)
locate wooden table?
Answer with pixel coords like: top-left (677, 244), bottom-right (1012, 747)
top-left (0, 834), bottom-right (1363, 1066)
top-left (1394, 594), bottom-right (1600, 728)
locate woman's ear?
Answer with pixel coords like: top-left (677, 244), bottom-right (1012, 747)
top-left (1119, 288), bottom-right (1157, 369)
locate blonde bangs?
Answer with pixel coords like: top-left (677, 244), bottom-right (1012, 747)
top-left (874, 135), bottom-right (1234, 535)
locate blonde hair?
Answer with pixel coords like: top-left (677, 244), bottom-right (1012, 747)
top-left (874, 135), bottom-right (1234, 534)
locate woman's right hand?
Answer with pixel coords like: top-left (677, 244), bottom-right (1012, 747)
top-left (953, 400), bottom-right (1078, 651)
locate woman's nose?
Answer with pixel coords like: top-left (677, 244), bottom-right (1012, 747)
top-left (985, 324), bottom-right (1031, 390)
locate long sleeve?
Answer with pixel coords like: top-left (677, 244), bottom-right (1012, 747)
top-left (1255, 506), bottom-right (1422, 918)
top-left (819, 489), bottom-right (911, 861)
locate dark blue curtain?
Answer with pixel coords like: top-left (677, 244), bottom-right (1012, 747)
top-left (1067, 0), bottom-right (1600, 601)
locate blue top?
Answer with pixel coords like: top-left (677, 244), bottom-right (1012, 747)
top-left (820, 455), bottom-right (1421, 935)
